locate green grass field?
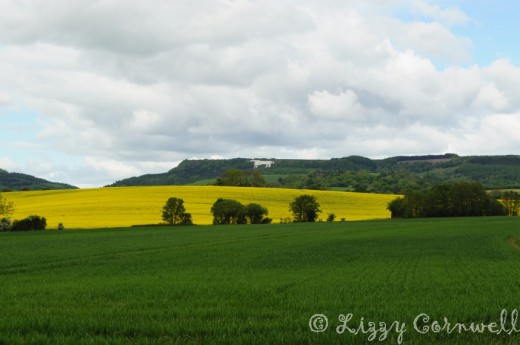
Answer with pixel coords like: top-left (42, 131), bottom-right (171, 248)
top-left (1, 218), bottom-right (520, 344)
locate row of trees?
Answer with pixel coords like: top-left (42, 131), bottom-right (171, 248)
top-left (387, 182), bottom-right (515, 218)
top-left (211, 199), bottom-right (271, 224)
top-left (161, 194), bottom-right (324, 226)
top-left (215, 169), bottom-right (265, 187)
top-left (9, 215), bottom-right (47, 231)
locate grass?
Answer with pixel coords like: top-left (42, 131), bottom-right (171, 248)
top-left (0, 217), bottom-right (520, 344)
top-left (5, 186), bottom-right (396, 229)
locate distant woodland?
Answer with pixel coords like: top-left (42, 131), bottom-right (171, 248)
top-left (109, 154), bottom-right (520, 194)
top-left (0, 169), bottom-right (77, 191)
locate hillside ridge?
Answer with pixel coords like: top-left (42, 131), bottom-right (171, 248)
top-left (108, 153), bottom-right (520, 193)
top-left (0, 169), bottom-right (77, 191)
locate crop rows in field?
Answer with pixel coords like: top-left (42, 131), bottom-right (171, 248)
top-left (0, 218), bottom-right (520, 344)
top-left (6, 186), bottom-right (396, 229)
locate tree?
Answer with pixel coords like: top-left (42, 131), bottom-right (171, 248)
top-left (289, 194), bottom-right (321, 222)
top-left (216, 169), bottom-right (246, 186)
top-left (502, 191), bottom-right (520, 216)
top-left (162, 197), bottom-right (191, 225)
top-left (244, 170), bottom-right (265, 187)
top-left (387, 197), bottom-right (406, 218)
top-left (0, 193), bottom-right (14, 218)
top-left (211, 198), bottom-right (246, 225)
top-left (245, 203), bottom-right (269, 224)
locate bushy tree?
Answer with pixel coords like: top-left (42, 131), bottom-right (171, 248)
top-left (244, 203), bottom-right (270, 224)
top-left (11, 215), bottom-right (46, 231)
top-left (289, 194), bottom-right (321, 222)
top-left (211, 198), bottom-right (246, 225)
top-left (162, 197), bottom-right (192, 225)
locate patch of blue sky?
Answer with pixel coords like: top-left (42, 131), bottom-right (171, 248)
top-left (451, 1), bottom-right (520, 66)
top-left (391, 1), bottom-right (520, 67)
top-left (0, 108), bottom-right (39, 145)
top-left (0, 107), bottom-right (81, 172)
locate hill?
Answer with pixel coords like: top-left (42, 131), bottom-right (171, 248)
top-left (108, 154), bottom-right (520, 193)
top-left (0, 169), bottom-right (77, 191)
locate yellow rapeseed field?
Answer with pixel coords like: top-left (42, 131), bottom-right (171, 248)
top-left (6, 186), bottom-right (397, 229)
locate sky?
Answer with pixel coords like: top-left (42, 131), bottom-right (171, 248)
top-left (1, 0), bottom-right (520, 188)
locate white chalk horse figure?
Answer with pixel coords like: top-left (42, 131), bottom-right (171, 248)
top-left (250, 159), bottom-right (274, 168)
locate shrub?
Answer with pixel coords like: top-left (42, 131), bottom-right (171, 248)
top-left (260, 217), bottom-right (272, 224)
top-left (0, 218), bottom-right (11, 232)
top-left (11, 215), bottom-right (47, 231)
top-left (180, 213), bottom-right (193, 225)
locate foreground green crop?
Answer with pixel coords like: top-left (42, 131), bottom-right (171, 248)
top-left (0, 217), bottom-right (519, 344)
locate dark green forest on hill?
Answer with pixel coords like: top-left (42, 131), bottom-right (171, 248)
top-left (0, 169), bottom-right (77, 191)
top-left (109, 154), bottom-right (520, 194)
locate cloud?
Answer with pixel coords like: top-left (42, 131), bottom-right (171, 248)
top-left (85, 157), bottom-right (142, 178)
top-left (0, 157), bottom-right (17, 171)
top-left (412, 1), bottom-right (469, 26)
top-left (472, 83), bottom-right (509, 112)
top-left (0, 0), bottom-right (519, 186)
top-left (0, 91), bottom-right (10, 105)
top-left (308, 89), bottom-right (363, 121)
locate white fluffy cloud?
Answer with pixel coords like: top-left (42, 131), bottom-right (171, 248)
top-left (0, 0), bottom-right (519, 186)
top-left (0, 157), bottom-right (17, 171)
